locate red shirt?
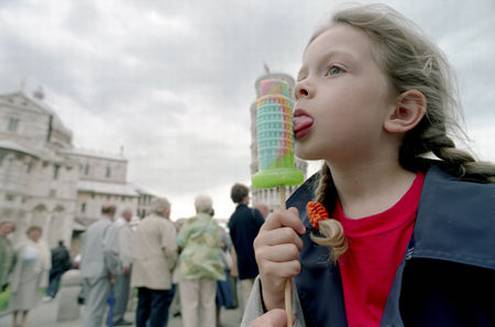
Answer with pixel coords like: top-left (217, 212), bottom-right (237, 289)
top-left (334, 173), bottom-right (424, 327)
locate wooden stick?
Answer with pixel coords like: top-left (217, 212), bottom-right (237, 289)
top-left (285, 279), bottom-right (293, 326)
top-left (279, 185), bottom-right (286, 209)
top-left (279, 186), bottom-right (293, 326)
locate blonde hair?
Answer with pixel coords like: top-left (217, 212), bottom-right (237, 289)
top-left (310, 4), bottom-right (495, 262)
top-left (310, 164), bottom-right (347, 262)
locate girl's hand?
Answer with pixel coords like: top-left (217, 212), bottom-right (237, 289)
top-left (254, 207), bottom-right (305, 311)
top-left (249, 309), bottom-right (288, 327)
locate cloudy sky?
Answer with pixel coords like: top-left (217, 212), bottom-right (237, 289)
top-left (1, 0), bottom-right (494, 220)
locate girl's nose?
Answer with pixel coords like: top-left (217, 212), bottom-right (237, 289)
top-left (295, 80), bottom-right (312, 100)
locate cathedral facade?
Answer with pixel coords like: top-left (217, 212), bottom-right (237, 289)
top-left (0, 89), bottom-right (146, 250)
top-left (0, 90), bottom-right (78, 247)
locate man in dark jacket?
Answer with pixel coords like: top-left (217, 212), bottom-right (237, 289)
top-left (46, 240), bottom-right (72, 299)
top-left (228, 183), bottom-right (265, 314)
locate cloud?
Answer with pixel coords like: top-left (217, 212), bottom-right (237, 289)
top-left (1, 0), bottom-right (494, 219)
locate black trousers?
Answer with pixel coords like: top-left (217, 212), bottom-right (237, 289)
top-left (135, 286), bottom-right (175, 327)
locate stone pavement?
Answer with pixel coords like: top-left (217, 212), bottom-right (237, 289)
top-left (0, 297), bottom-right (242, 327)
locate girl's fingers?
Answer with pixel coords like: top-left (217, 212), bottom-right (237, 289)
top-left (258, 227), bottom-right (304, 250)
top-left (250, 308), bottom-right (288, 327)
top-left (262, 260), bottom-right (301, 279)
top-left (257, 243), bottom-right (300, 262)
top-left (254, 207), bottom-right (305, 311)
top-left (261, 208), bottom-right (305, 235)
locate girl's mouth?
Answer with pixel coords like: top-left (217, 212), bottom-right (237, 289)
top-left (293, 109), bottom-right (314, 140)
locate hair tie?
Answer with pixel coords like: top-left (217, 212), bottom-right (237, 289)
top-left (306, 201), bottom-right (329, 230)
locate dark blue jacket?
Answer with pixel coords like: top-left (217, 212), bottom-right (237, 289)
top-left (288, 165), bottom-right (495, 326)
top-left (229, 204), bottom-right (265, 280)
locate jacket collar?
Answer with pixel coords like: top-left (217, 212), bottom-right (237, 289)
top-left (413, 165), bottom-right (495, 269)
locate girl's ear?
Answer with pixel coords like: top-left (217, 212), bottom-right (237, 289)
top-left (384, 89), bottom-right (426, 133)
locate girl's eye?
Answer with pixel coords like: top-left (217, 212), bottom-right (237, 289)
top-left (326, 65), bottom-right (344, 77)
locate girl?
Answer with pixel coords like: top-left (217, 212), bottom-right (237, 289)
top-left (244, 4), bottom-right (495, 327)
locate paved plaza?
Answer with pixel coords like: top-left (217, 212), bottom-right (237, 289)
top-left (0, 296), bottom-right (242, 327)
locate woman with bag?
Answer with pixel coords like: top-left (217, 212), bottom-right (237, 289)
top-left (176, 195), bottom-right (224, 327)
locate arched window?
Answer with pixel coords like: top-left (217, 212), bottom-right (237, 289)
top-left (31, 204), bottom-right (49, 234)
top-left (7, 117), bottom-right (20, 132)
top-left (49, 206), bottom-right (65, 247)
top-left (53, 164), bottom-right (60, 180)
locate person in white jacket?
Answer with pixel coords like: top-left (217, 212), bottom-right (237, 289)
top-left (103, 207), bottom-right (134, 326)
top-left (80, 204), bottom-right (116, 327)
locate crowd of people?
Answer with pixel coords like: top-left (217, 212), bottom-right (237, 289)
top-left (80, 182), bottom-right (268, 327)
top-left (0, 182), bottom-right (267, 327)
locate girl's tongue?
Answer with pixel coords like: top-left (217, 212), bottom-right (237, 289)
top-left (293, 115), bottom-right (314, 132)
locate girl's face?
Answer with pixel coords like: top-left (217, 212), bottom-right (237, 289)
top-left (294, 24), bottom-right (396, 163)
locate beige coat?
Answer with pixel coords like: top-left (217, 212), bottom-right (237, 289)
top-left (131, 214), bottom-right (177, 290)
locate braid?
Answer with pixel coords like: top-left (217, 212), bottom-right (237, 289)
top-left (314, 163), bottom-right (332, 204)
top-left (311, 164), bottom-right (348, 262)
top-left (402, 120), bottom-right (495, 183)
top-left (427, 132), bottom-right (495, 182)
top-left (430, 135), bottom-right (473, 175)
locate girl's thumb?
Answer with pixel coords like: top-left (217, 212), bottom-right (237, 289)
top-left (250, 308), bottom-right (288, 327)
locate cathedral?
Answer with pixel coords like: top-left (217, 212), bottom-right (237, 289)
top-left (0, 88), bottom-right (151, 252)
